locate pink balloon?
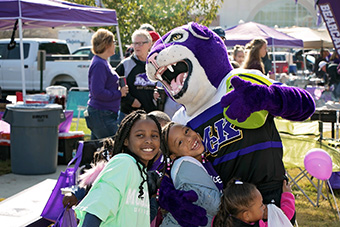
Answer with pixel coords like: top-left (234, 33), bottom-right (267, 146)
top-left (304, 148), bottom-right (333, 180)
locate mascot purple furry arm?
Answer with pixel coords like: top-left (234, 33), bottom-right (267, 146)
top-left (146, 22), bottom-right (315, 226)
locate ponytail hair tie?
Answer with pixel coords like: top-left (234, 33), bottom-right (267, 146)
top-left (166, 157), bottom-right (171, 171)
top-left (201, 153), bottom-right (206, 163)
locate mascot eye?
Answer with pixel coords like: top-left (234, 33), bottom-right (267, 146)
top-left (164, 28), bottom-right (189, 43)
top-left (169, 33), bottom-right (183, 41)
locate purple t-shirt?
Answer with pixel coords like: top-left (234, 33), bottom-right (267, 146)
top-left (88, 55), bottom-right (121, 112)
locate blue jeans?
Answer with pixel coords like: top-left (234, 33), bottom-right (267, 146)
top-left (85, 105), bottom-right (118, 140)
top-left (117, 110), bottom-right (127, 125)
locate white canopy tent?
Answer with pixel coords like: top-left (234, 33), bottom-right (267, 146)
top-left (276, 26), bottom-right (333, 49)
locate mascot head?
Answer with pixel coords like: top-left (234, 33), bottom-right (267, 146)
top-left (146, 22), bottom-right (233, 115)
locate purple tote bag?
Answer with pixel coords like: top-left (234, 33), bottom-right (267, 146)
top-left (41, 141), bottom-right (84, 222)
top-left (53, 207), bottom-right (77, 227)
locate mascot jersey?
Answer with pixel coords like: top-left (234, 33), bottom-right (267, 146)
top-left (146, 22), bottom-right (315, 204)
top-left (173, 72), bottom-right (285, 192)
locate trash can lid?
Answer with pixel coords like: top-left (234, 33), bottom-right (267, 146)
top-left (6, 103), bottom-right (62, 110)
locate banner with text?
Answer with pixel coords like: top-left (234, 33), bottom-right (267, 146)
top-left (317, 0), bottom-right (340, 56)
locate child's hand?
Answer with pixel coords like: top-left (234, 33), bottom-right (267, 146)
top-left (263, 204), bottom-right (268, 220)
top-left (62, 193), bottom-right (78, 209)
top-left (282, 179), bottom-right (292, 193)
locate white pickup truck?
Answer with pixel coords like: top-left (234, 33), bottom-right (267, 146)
top-left (0, 38), bottom-right (91, 95)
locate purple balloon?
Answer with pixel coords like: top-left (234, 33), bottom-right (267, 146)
top-left (304, 148), bottom-right (333, 180)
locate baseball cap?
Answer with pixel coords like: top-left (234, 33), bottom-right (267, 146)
top-left (318, 61), bottom-right (327, 71)
top-left (149, 31), bottom-right (161, 42)
top-left (212, 27), bottom-right (225, 38)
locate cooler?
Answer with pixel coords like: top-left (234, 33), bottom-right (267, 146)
top-left (0, 112), bottom-right (11, 161)
top-left (0, 137), bottom-right (10, 161)
top-left (58, 131), bottom-right (84, 165)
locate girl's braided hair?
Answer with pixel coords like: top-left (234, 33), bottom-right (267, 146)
top-left (113, 110), bottom-right (163, 199)
top-left (213, 178), bottom-right (258, 227)
top-left (160, 121), bottom-right (176, 174)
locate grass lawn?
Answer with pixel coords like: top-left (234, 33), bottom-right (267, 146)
top-left (70, 118), bottom-right (91, 140)
top-left (288, 167), bottom-right (340, 226)
top-left (1, 118), bottom-right (340, 226)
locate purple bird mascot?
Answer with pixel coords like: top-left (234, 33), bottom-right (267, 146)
top-left (146, 22), bottom-right (315, 226)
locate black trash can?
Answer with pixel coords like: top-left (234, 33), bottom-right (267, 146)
top-left (3, 104), bottom-right (65, 175)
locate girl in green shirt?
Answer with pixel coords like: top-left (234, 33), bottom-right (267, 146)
top-left (75, 110), bottom-right (163, 227)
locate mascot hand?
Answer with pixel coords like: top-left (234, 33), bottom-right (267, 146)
top-left (221, 76), bottom-right (315, 122)
top-left (158, 175), bottom-right (208, 227)
top-left (221, 76), bottom-right (270, 122)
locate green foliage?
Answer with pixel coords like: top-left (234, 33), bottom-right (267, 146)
top-left (70, 0), bottom-right (223, 52)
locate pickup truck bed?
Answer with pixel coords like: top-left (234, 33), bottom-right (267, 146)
top-left (0, 38), bottom-right (91, 95)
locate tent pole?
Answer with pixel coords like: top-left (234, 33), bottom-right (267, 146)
top-left (303, 48), bottom-right (306, 76)
top-left (18, 18), bottom-right (26, 104)
top-left (272, 38), bottom-right (276, 79)
top-left (115, 25), bottom-right (124, 61)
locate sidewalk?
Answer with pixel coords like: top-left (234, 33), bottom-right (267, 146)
top-left (0, 165), bottom-right (67, 226)
top-left (0, 165), bottom-right (67, 199)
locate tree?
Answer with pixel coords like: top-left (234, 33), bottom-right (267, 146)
top-left (71, 0), bottom-right (223, 51)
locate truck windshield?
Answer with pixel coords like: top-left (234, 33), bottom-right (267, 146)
top-left (39, 43), bottom-right (70, 55)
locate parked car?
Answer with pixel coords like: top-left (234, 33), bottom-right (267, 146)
top-left (269, 52), bottom-right (293, 74)
top-left (293, 49), bottom-right (316, 72)
top-left (72, 46), bottom-right (121, 67)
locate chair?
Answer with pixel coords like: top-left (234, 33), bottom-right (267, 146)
top-left (304, 148), bottom-right (340, 221)
top-left (287, 167), bottom-right (328, 207)
top-left (66, 87), bottom-right (89, 130)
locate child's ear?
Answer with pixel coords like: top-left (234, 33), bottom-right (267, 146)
top-left (242, 210), bottom-right (251, 223)
top-left (124, 138), bottom-right (129, 146)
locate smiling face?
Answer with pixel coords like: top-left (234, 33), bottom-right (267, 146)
top-left (124, 118), bottom-right (160, 166)
top-left (167, 124), bottom-right (204, 161)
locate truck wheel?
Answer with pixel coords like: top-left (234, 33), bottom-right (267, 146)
top-left (59, 83), bottom-right (72, 91)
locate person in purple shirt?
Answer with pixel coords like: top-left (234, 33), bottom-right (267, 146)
top-left (85, 28), bottom-right (129, 140)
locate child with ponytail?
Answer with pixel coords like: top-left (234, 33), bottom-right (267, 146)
top-left (213, 178), bottom-right (294, 227)
top-left (75, 110), bottom-right (163, 227)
